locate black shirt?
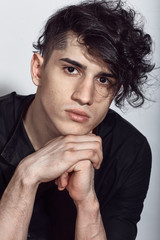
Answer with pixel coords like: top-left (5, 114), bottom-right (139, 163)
top-left (0, 92), bottom-right (151, 240)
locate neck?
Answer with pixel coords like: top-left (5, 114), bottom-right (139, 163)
top-left (23, 97), bottom-right (56, 151)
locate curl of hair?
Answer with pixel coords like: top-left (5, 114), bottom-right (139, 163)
top-left (33, 0), bottom-right (155, 108)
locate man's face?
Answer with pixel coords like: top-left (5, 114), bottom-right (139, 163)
top-left (34, 34), bottom-right (116, 137)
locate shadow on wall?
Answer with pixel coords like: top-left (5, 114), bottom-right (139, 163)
top-left (0, 85), bottom-right (15, 97)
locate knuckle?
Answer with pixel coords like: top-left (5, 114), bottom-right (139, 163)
top-left (83, 160), bottom-right (92, 168)
top-left (63, 149), bottom-right (75, 165)
top-left (96, 136), bottom-right (102, 144)
top-left (64, 142), bottom-right (75, 151)
top-left (88, 149), bottom-right (96, 159)
top-left (63, 150), bottom-right (71, 159)
top-left (94, 141), bottom-right (101, 149)
top-left (64, 134), bottom-right (75, 142)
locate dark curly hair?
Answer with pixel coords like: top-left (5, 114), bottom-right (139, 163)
top-left (33, 0), bottom-right (154, 108)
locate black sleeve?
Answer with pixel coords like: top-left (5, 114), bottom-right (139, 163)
top-left (0, 156), bottom-right (15, 199)
top-left (101, 138), bottom-right (152, 240)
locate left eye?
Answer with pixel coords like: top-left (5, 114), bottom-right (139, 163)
top-left (65, 67), bottom-right (78, 74)
top-left (97, 76), bottom-right (110, 85)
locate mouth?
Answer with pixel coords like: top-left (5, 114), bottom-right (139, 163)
top-left (65, 109), bottom-right (90, 123)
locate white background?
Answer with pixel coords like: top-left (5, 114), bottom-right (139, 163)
top-left (0, 0), bottom-right (159, 239)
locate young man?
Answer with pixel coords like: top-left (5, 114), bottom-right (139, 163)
top-left (0, 0), bottom-right (154, 239)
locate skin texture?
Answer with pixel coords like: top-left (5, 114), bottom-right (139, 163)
top-left (0, 33), bottom-right (117, 239)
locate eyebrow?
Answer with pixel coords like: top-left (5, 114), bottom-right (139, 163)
top-left (60, 58), bottom-right (87, 70)
top-left (98, 72), bottom-right (115, 79)
top-left (60, 58), bottom-right (115, 79)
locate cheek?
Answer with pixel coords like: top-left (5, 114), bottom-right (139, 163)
top-left (43, 74), bottom-right (72, 99)
top-left (92, 98), bottom-right (113, 125)
top-left (91, 106), bottom-right (107, 126)
top-left (41, 77), bottom-right (67, 102)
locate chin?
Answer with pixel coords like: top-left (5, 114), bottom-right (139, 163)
top-left (61, 125), bottom-right (92, 136)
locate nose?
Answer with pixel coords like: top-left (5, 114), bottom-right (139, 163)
top-left (71, 77), bottom-right (94, 105)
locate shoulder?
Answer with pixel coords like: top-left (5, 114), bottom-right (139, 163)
top-left (99, 108), bottom-right (149, 145)
top-left (0, 91), bottom-right (29, 111)
top-left (98, 109), bottom-right (151, 169)
top-left (0, 92), bottom-right (34, 149)
top-left (0, 92), bottom-right (30, 127)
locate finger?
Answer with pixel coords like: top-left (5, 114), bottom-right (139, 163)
top-left (56, 172), bottom-right (69, 191)
top-left (57, 179), bottom-right (65, 191)
top-left (67, 159), bottom-right (93, 173)
top-left (65, 141), bottom-right (103, 165)
top-left (60, 172), bottom-right (69, 188)
top-left (44, 135), bottom-right (102, 156)
top-left (63, 134), bottom-right (102, 144)
top-left (64, 149), bottom-right (101, 169)
top-left (55, 179), bottom-right (58, 185)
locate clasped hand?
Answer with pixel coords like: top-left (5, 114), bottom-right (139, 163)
top-left (20, 134), bottom-right (103, 202)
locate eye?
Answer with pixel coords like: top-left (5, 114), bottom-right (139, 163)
top-left (97, 76), bottom-right (111, 85)
top-left (64, 66), bottom-right (78, 75)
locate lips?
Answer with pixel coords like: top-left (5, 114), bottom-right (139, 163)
top-left (65, 109), bottom-right (90, 123)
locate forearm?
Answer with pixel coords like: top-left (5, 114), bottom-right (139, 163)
top-left (0, 164), bottom-right (38, 240)
top-left (75, 195), bottom-right (107, 240)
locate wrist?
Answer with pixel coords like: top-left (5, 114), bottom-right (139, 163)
top-left (16, 158), bottom-right (40, 190)
top-left (75, 192), bottom-right (100, 214)
top-left (75, 194), bottom-right (106, 239)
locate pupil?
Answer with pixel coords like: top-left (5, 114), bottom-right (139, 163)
top-left (68, 67), bottom-right (74, 72)
top-left (100, 77), bottom-right (106, 83)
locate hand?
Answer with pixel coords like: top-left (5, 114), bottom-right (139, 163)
top-left (18, 134), bottom-right (102, 185)
top-left (55, 160), bottom-right (97, 202)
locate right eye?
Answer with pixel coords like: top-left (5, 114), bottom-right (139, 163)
top-left (64, 66), bottom-right (78, 75)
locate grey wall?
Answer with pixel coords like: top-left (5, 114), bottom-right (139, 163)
top-left (0, 0), bottom-right (159, 239)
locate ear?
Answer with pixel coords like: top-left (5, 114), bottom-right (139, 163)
top-left (31, 53), bottom-right (44, 86)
